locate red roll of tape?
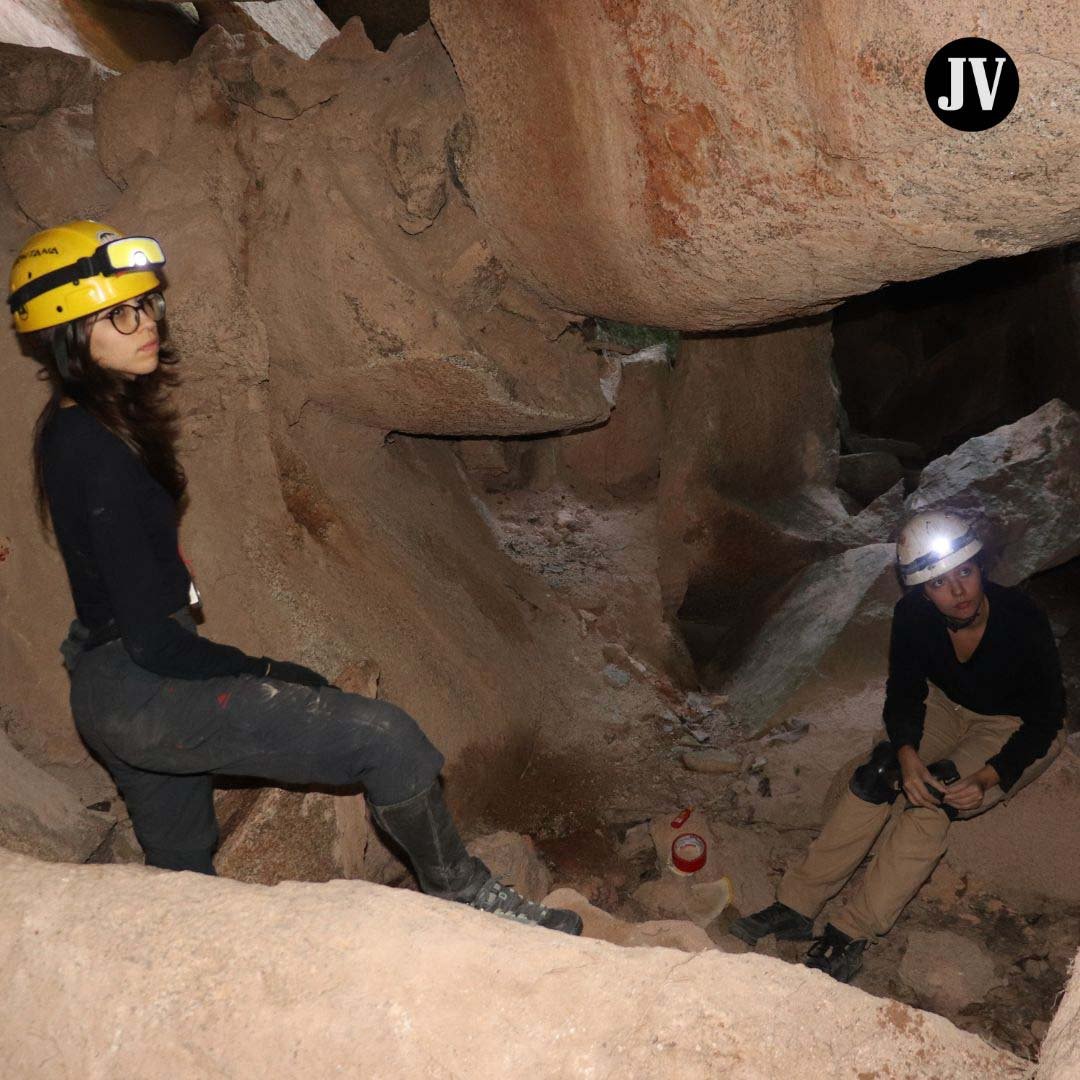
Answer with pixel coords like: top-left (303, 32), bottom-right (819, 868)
top-left (671, 832), bottom-right (707, 874)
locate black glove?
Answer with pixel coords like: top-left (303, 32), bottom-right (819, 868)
top-left (259, 656), bottom-right (330, 689)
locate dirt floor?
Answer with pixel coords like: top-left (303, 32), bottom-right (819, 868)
top-left (474, 477), bottom-right (1080, 1064)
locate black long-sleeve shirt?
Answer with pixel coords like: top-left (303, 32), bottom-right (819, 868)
top-left (883, 580), bottom-right (1066, 792)
top-left (42, 404), bottom-right (266, 679)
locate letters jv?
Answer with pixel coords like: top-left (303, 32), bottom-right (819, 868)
top-left (937, 56), bottom-right (1007, 112)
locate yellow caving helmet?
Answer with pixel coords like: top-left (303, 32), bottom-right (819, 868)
top-left (7, 219), bottom-right (165, 333)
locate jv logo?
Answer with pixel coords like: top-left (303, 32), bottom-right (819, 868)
top-left (925, 37), bottom-right (1019, 131)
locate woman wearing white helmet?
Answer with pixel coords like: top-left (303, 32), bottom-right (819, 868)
top-left (9, 219), bottom-right (582, 935)
top-left (731, 508), bottom-right (1067, 982)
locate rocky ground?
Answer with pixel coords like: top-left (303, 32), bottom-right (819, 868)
top-left (17, 461), bottom-right (1078, 1067)
top-left (471, 475), bottom-right (1080, 1065)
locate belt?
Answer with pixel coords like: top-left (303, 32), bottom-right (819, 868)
top-left (83, 620), bottom-right (121, 651)
top-left (83, 608), bottom-right (188, 653)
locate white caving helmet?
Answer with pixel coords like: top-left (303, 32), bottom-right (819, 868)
top-left (896, 510), bottom-right (983, 586)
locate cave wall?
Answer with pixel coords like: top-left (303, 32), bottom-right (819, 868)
top-left (4, 0), bottom-right (1080, 865)
top-left (656, 319), bottom-right (844, 680)
top-left (0, 25), bottom-right (627, 827)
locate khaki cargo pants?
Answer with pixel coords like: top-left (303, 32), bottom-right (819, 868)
top-left (777, 682), bottom-right (1066, 940)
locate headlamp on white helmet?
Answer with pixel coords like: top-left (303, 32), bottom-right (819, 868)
top-left (930, 534), bottom-right (954, 557)
top-left (896, 510), bottom-right (983, 587)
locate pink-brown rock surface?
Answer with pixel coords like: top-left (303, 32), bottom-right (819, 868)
top-left (899, 930), bottom-right (1001, 1014)
top-left (555, 344), bottom-right (671, 500)
top-left (0, 41), bottom-right (108, 128)
top-left (544, 885), bottom-right (714, 952)
top-left (0, 849), bottom-right (1033, 1078)
top-left (211, 785), bottom-right (405, 885)
top-left (467, 830), bottom-right (553, 901)
top-left (431, 1), bottom-right (1080, 329)
top-left (657, 320), bottom-right (845, 684)
top-left (0, 730), bottom-right (111, 862)
top-left (89, 21), bottom-right (609, 436)
top-left (945, 746), bottom-right (1080, 908)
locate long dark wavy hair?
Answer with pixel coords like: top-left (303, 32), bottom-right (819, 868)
top-left (22, 301), bottom-right (188, 537)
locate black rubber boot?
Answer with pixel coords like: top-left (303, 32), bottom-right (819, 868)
top-left (370, 783), bottom-right (583, 936)
top-left (729, 901), bottom-right (815, 946)
top-left (804, 923), bottom-right (868, 983)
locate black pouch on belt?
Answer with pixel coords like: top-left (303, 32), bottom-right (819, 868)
top-left (61, 617), bottom-right (122, 674)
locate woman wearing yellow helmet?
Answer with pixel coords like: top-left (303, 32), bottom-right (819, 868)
top-left (10, 220), bottom-right (582, 936)
top-left (8, 220), bottom-right (181, 538)
top-left (730, 510), bottom-right (1067, 982)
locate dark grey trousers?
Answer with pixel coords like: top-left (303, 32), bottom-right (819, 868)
top-left (62, 608), bottom-right (444, 874)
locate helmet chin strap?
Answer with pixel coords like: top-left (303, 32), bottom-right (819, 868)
top-left (943, 594), bottom-right (984, 633)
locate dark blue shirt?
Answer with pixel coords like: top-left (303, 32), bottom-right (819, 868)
top-left (883, 579), bottom-right (1066, 791)
top-left (42, 404), bottom-right (265, 679)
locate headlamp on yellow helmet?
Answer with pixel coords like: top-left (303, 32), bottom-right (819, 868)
top-left (7, 220), bottom-right (166, 334)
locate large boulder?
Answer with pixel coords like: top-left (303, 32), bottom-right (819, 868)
top-left (238, 23), bottom-right (609, 436)
top-left (431, 0), bottom-right (1080, 329)
top-left (837, 451), bottom-right (904, 508)
top-left (196, 0), bottom-right (339, 59)
top-left (721, 544), bottom-right (896, 734)
top-left (838, 400), bottom-right (1080, 575)
top-left (555, 344), bottom-right (672, 500)
top-left (904, 398), bottom-right (1080, 583)
top-left (899, 930), bottom-right (1001, 1015)
top-left (467, 830), bottom-right (552, 902)
top-left (0, 850), bottom-right (1031, 1077)
top-left (544, 886), bottom-right (714, 952)
top-left (212, 786), bottom-right (403, 885)
top-left (87, 22), bottom-right (610, 436)
top-left (0, 728), bottom-right (111, 862)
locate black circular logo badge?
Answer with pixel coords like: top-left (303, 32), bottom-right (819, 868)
top-left (925, 37), bottom-right (1019, 131)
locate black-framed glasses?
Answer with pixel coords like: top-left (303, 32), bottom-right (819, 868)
top-left (94, 291), bottom-right (166, 335)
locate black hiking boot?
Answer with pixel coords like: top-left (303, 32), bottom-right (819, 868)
top-left (370, 782), bottom-right (583, 937)
top-left (804, 923), bottom-right (868, 983)
top-left (729, 901), bottom-right (815, 946)
top-left (467, 878), bottom-right (583, 936)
